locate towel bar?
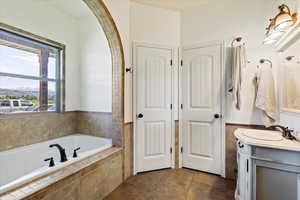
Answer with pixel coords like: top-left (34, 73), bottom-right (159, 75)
top-left (259, 59), bottom-right (272, 68)
top-left (231, 37), bottom-right (245, 47)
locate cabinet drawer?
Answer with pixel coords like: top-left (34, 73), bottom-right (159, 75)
top-left (252, 147), bottom-right (300, 166)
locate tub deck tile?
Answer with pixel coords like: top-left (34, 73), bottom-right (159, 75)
top-left (0, 194), bottom-right (16, 200)
top-left (0, 147), bottom-right (122, 200)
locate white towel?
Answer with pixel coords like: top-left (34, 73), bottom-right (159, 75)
top-left (230, 45), bottom-right (247, 110)
top-left (284, 62), bottom-right (300, 109)
top-left (254, 67), bottom-right (278, 127)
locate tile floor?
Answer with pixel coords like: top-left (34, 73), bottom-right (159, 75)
top-left (105, 168), bottom-right (236, 200)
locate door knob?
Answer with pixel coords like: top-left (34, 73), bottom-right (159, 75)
top-left (214, 114), bottom-right (222, 119)
top-left (137, 113), bottom-right (144, 119)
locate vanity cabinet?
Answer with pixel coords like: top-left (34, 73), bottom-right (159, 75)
top-left (236, 140), bottom-right (300, 200)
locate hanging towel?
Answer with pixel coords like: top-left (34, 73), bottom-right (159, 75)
top-left (284, 62), bottom-right (300, 109)
top-left (229, 45), bottom-right (247, 110)
top-left (254, 67), bottom-right (278, 127)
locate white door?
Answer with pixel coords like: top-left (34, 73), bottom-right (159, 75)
top-left (181, 43), bottom-right (222, 175)
top-left (134, 44), bottom-right (173, 173)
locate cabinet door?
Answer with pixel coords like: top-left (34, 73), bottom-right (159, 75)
top-left (238, 152), bottom-right (250, 200)
top-left (253, 160), bottom-right (299, 200)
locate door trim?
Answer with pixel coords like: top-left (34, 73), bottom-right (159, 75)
top-left (178, 40), bottom-right (226, 177)
top-left (132, 42), bottom-right (177, 174)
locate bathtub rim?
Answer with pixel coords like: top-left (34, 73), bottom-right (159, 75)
top-left (0, 134), bottom-right (113, 196)
top-left (0, 147), bottom-right (122, 200)
top-left (0, 133), bottom-right (112, 155)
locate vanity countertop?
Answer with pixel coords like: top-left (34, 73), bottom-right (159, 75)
top-left (234, 128), bottom-right (300, 152)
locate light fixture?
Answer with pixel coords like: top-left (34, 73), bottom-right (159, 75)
top-left (263, 38), bottom-right (277, 45)
top-left (266, 18), bottom-right (285, 40)
top-left (274, 4), bottom-right (297, 31)
top-left (263, 4), bottom-right (297, 45)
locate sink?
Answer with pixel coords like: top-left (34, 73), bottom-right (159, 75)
top-left (241, 129), bottom-right (283, 141)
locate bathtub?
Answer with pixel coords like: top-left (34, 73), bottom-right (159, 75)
top-left (0, 134), bottom-right (112, 195)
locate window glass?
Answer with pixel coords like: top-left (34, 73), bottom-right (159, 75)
top-left (0, 29), bottom-right (62, 115)
top-left (48, 56), bottom-right (57, 79)
top-left (0, 44), bottom-right (40, 77)
top-left (0, 76), bottom-right (40, 114)
top-left (48, 81), bottom-right (56, 111)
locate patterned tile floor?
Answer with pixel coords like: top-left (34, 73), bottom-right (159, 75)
top-left (105, 168), bottom-right (236, 200)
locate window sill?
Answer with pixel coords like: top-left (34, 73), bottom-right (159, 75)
top-left (0, 111), bottom-right (66, 120)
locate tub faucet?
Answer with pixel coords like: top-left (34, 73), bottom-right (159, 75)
top-left (49, 144), bottom-right (68, 162)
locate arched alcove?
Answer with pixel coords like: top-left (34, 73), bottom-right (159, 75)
top-left (83, 0), bottom-right (125, 147)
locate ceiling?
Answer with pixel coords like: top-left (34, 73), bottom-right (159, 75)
top-left (31, 0), bottom-right (91, 19)
top-left (130, 0), bottom-right (206, 10)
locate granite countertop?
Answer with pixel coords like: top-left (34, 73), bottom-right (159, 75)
top-left (234, 128), bottom-right (300, 152)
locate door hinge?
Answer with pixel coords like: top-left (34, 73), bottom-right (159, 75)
top-left (181, 147), bottom-right (183, 153)
top-left (181, 60), bottom-right (183, 66)
top-left (170, 104), bottom-right (173, 110)
top-left (170, 147), bottom-right (173, 154)
top-left (180, 104), bottom-right (183, 109)
top-left (170, 60), bottom-right (173, 66)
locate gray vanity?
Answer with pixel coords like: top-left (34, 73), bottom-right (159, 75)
top-left (235, 128), bottom-right (300, 200)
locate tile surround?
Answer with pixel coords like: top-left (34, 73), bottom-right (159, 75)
top-left (0, 112), bottom-right (77, 152)
top-left (76, 112), bottom-right (113, 141)
top-left (0, 148), bottom-right (123, 200)
top-left (0, 111), bottom-right (121, 152)
top-left (123, 122), bottom-right (133, 179)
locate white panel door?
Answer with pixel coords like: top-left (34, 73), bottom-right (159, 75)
top-left (135, 45), bottom-right (173, 173)
top-left (182, 43), bottom-right (222, 175)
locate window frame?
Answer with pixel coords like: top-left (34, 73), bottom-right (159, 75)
top-left (0, 23), bottom-right (66, 115)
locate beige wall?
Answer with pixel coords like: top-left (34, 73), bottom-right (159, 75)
top-left (123, 122), bottom-right (133, 179)
top-left (0, 112), bottom-right (77, 152)
top-left (0, 111), bottom-right (122, 152)
top-left (76, 112), bottom-right (113, 140)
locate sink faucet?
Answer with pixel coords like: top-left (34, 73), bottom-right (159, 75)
top-left (49, 144), bottom-right (68, 162)
top-left (268, 125), bottom-right (295, 140)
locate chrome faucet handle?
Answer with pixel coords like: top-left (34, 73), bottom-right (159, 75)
top-left (44, 157), bottom-right (55, 167)
top-left (285, 127), bottom-right (296, 140)
top-left (73, 147), bottom-right (81, 158)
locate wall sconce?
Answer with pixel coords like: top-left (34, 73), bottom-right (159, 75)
top-left (274, 4), bottom-right (297, 31)
top-left (263, 4), bottom-right (297, 45)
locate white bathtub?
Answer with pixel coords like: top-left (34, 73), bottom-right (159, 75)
top-left (0, 134), bottom-right (112, 195)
